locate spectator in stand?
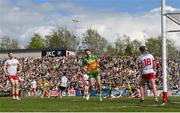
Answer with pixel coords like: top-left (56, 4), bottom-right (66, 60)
top-left (0, 53), bottom-right (179, 98)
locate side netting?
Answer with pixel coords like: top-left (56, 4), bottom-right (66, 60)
top-left (166, 11), bottom-right (180, 26)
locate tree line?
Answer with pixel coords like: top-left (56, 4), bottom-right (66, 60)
top-left (0, 27), bottom-right (179, 58)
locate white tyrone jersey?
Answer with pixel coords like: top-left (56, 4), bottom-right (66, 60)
top-left (61, 76), bottom-right (68, 87)
top-left (31, 80), bottom-right (37, 88)
top-left (83, 74), bottom-right (89, 85)
top-left (4, 59), bottom-right (19, 75)
top-left (138, 53), bottom-right (155, 74)
top-left (83, 74), bottom-right (89, 81)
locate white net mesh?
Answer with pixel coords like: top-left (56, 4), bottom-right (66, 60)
top-left (166, 12), bottom-right (180, 26)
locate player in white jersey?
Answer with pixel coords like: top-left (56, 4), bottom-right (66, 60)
top-left (3, 52), bottom-right (22, 100)
top-left (58, 74), bottom-right (68, 98)
top-left (31, 79), bottom-right (37, 96)
top-left (137, 46), bottom-right (158, 102)
top-left (82, 74), bottom-right (89, 99)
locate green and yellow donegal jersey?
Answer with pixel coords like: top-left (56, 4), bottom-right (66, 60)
top-left (83, 55), bottom-right (99, 73)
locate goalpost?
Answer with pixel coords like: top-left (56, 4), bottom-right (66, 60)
top-left (161, 0), bottom-right (180, 104)
top-left (161, 0), bottom-right (168, 104)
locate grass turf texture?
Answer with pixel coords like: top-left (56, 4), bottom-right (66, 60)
top-left (0, 96), bottom-right (179, 112)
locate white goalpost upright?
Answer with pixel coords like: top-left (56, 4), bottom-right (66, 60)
top-left (161, 0), bottom-right (180, 103)
top-left (161, 0), bottom-right (168, 103)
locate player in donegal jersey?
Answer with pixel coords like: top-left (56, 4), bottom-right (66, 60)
top-left (83, 49), bottom-right (102, 101)
top-left (40, 78), bottom-right (49, 98)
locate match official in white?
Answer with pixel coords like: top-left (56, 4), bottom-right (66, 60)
top-left (59, 74), bottom-right (68, 98)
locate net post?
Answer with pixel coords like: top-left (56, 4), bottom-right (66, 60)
top-left (161, 0), bottom-right (168, 103)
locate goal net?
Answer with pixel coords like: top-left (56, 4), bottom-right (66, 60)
top-left (166, 11), bottom-right (180, 31)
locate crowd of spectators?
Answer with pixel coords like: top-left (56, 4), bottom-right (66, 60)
top-left (0, 54), bottom-right (179, 97)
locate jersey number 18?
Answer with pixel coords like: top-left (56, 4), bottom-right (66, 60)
top-left (143, 58), bottom-right (152, 66)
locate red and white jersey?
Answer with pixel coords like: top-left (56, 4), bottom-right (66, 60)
top-left (4, 59), bottom-right (19, 75)
top-left (61, 76), bottom-right (68, 87)
top-left (83, 74), bottom-right (89, 81)
top-left (138, 53), bottom-right (155, 74)
top-left (31, 80), bottom-right (37, 88)
top-left (83, 74), bottom-right (89, 85)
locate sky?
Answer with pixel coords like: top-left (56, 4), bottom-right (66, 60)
top-left (0, 0), bottom-right (180, 48)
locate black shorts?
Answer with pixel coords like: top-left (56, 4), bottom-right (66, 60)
top-left (59, 86), bottom-right (67, 92)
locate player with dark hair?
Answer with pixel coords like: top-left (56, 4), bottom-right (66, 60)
top-left (81, 73), bottom-right (89, 99)
top-left (3, 52), bottom-right (22, 100)
top-left (58, 73), bottom-right (68, 98)
top-left (83, 49), bottom-right (102, 101)
top-left (40, 78), bottom-right (49, 98)
top-left (137, 46), bottom-right (158, 102)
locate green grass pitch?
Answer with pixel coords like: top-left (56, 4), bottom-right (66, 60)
top-left (0, 96), bottom-right (179, 112)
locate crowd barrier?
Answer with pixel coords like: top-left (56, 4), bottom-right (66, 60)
top-left (146, 90), bottom-right (180, 96)
top-left (0, 89), bottom-right (179, 97)
top-left (0, 91), bottom-right (10, 97)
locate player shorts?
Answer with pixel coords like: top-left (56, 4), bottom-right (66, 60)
top-left (7, 75), bottom-right (18, 80)
top-left (32, 87), bottom-right (37, 92)
top-left (142, 73), bottom-right (155, 80)
top-left (84, 84), bottom-right (89, 87)
top-left (59, 86), bottom-right (67, 92)
top-left (42, 87), bottom-right (49, 90)
top-left (88, 71), bottom-right (100, 78)
top-left (84, 82), bottom-right (90, 88)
